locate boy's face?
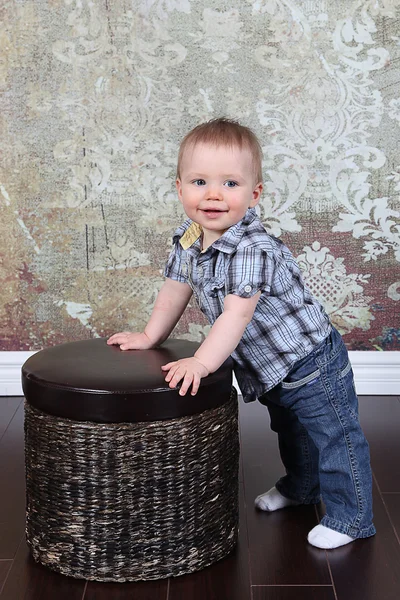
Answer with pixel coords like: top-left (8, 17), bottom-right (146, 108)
top-left (176, 142), bottom-right (263, 248)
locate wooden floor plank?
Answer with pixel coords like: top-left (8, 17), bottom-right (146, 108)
top-left (0, 562), bottom-right (12, 595)
top-left (324, 482), bottom-right (400, 600)
top-left (84, 579), bottom-right (168, 600)
top-left (240, 400), bottom-right (331, 586)
top-left (382, 494), bottom-right (400, 541)
top-left (0, 398), bottom-right (22, 442)
top-left (0, 538), bottom-right (85, 600)
top-left (252, 587), bottom-right (336, 600)
top-left (0, 402), bottom-right (25, 559)
top-left (358, 396), bottom-right (400, 493)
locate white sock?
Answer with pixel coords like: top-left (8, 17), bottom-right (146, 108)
top-left (254, 486), bottom-right (301, 512)
top-left (308, 524), bottom-right (355, 549)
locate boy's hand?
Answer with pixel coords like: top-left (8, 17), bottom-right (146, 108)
top-left (107, 332), bottom-right (154, 350)
top-left (161, 357), bottom-right (209, 396)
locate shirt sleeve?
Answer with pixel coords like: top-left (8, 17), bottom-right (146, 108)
top-left (163, 241), bottom-right (188, 284)
top-left (225, 247), bottom-right (273, 298)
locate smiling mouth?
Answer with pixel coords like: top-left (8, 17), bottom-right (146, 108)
top-left (201, 209), bottom-right (228, 220)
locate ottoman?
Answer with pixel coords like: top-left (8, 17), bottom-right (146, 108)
top-left (21, 338), bottom-right (239, 582)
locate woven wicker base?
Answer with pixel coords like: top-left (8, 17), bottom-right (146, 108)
top-left (24, 388), bottom-right (239, 582)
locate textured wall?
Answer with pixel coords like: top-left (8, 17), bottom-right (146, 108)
top-left (1, 0), bottom-right (399, 351)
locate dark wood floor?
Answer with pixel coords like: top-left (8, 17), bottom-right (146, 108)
top-left (1, 395), bottom-right (400, 600)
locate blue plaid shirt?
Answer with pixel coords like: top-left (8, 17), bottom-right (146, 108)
top-left (164, 208), bottom-right (331, 402)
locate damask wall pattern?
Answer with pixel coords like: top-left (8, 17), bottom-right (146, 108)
top-left (0, 0), bottom-right (399, 351)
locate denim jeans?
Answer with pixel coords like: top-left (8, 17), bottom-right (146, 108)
top-left (259, 326), bottom-right (376, 539)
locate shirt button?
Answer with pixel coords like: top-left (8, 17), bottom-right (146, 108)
top-left (244, 285), bottom-right (252, 293)
top-left (198, 266), bottom-right (203, 275)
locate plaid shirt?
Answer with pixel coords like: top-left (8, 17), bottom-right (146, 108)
top-left (164, 208), bottom-right (331, 402)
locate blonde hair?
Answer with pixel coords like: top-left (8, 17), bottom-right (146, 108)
top-left (177, 117), bottom-right (263, 183)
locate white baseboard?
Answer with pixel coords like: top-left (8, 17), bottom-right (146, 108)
top-left (0, 351), bottom-right (399, 397)
top-left (0, 351), bottom-right (37, 396)
top-left (349, 351), bottom-right (400, 395)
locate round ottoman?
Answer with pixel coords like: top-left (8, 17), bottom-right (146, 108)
top-left (21, 338), bottom-right (239, 582)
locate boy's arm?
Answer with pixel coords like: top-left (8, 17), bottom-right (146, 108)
top-left (107, 278), bottom-right (193, 349)
top-left (162, 291), bottom-right (261, 395)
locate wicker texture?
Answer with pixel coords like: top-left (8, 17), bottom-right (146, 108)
top-left (25, 388), bottom-right (239, 582)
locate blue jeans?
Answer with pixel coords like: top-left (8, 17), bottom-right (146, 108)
top-left (259, 326), bottom-right (376, 539)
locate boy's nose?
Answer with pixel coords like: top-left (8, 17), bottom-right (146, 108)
top-left (206, 185), bottom-right (223, 200)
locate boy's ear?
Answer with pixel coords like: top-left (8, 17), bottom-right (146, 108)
top-left (249, 182), bottom-right (263, 208)
top-left (176, 179), bottom-right (183, 203)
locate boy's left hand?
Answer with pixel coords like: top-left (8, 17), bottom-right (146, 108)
top-left (161, 357), bottom-right (209, 396)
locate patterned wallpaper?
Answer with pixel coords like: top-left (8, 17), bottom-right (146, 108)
top-left (0, 0), bottom-right (399, 351)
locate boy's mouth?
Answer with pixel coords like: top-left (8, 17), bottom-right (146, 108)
top-left (201, 208), bottom-right (227, 219)
top-left (202, 208), bottom-right (228, 219)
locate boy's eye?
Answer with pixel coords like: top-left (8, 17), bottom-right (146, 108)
top-left (193, 179), bottom-right (206, 186)
top-left (225, 180), bottom-right (238, 188)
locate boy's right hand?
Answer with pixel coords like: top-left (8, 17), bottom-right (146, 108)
top-left (107, 332), bottom-right (154, 351)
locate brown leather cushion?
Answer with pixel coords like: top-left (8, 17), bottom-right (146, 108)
top-left (21, 338), bottom-right (233, 423)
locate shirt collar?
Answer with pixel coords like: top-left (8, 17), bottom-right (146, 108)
top-left (173, 208), bottom-right (257, 254)
top-left (179, 221), bottom-right (202, 250)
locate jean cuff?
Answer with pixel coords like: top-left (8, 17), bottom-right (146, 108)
top-left (320, 516), bottom-right (376, 539)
